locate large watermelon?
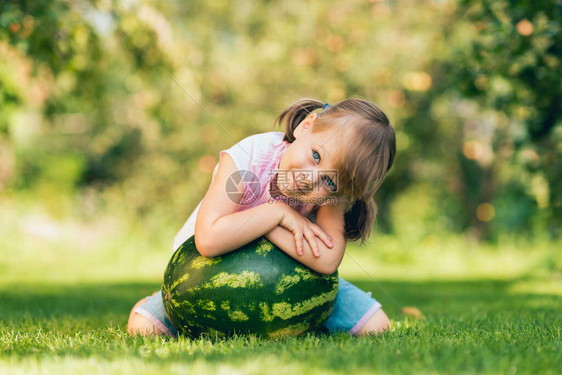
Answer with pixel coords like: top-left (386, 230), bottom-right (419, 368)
top-left (162, 235), bottom-right (338, 338)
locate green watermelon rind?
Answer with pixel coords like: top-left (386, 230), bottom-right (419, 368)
top-left (162, 236), bottom-right (339, 338)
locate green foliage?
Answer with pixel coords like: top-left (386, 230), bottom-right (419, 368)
top-left (448, 0), bottom-right (562, 236)
top-left (0, 0), bottom-right (560, 239)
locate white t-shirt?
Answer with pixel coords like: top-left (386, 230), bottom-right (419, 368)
top-left (172, 132), bottom-right (318, 250)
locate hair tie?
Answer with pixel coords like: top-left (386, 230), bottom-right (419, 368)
top-left (323, 103), bottom-right (330, 110)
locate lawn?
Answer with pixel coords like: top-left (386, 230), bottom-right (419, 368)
top-left (1, 204), bottom-right (560, 374)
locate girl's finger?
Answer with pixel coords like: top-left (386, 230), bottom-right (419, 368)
top-left (304, 230), bottom-right (320, 257)
top-left (294, 230), bottom-right (303, 256)
top-left (311, 225), bottom-right (334, 248)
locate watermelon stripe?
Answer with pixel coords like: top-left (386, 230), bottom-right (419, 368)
top-left (267, 322), bottom-right (310, 338)
top-left (255, 239), bottom-right (274, 256)
top-left (228, 310), bottom-right (250, 322)
top-left (203, 271), bottom-right (263, 289)
top-left (267, 288), bottom-right (339, 321)
top-left (294, 266), bottom-right (329, 281)
top-left (275, 274), bottom-right (301, 294)
top-left (190, 256), bottom-right (222, 269)
top-left (197, 299), bottom-right (217, 311)
top-left (169, 272), bottom-right (190, 292)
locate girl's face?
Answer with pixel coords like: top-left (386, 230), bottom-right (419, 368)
top-left (277, 114), bottom-right (342, 204)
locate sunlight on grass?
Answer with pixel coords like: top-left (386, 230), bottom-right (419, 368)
top-left (340, 234), bottom-right (559, 282)
top-left (1, 357), bottom-right (340, 375)
top-left (0, 201), bottom-right (176, 284)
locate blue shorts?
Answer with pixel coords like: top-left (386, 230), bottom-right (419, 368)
top-left (135, 277), bottom-right (381, 337)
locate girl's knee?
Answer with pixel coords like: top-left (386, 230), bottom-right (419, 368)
top-left (127, 297), bottom-right (164, 336)
top-left (355, 308), bottom-right (390, 336)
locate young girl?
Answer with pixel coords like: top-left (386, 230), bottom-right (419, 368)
top-left (128, 98), bottom-right (396, 337)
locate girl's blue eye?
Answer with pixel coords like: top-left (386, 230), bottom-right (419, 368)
top-left (312, 150), bottom-right (320, 163)
top-left (322, 176), bottom-right (337, 192)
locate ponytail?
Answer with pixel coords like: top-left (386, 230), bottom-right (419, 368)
top-left (275, 98), bottom-right (324, 142)
top-left (344, 197), bottom-right (377, 244)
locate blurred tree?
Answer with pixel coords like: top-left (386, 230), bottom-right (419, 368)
top-left (1, 0), bottom-right (102, 199)
top-left (0, 0), bottom-right (559, 241)
top-left (449, 0), bottom-right (561, 237)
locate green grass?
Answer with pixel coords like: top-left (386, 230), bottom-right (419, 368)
top-left (1, 278), bottom-right (560, 374)
top-left (1, 202), bottom-right (561, 374)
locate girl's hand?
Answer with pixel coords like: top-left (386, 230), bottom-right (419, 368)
top-left (275, 202), bottom-right (334, 257)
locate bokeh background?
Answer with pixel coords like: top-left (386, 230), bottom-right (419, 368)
top-left (0, 0), bottom-right (560, 284)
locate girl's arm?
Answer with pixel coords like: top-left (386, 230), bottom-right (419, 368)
top-left (265, 201), bottom-right (347, 275)
top-left (194, 153), bottom-right (286, 257)
top-left (195, 152), bottom-right (341, 272)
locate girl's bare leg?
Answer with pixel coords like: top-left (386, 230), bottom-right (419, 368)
top-left (355, 309), bottom-right (391, 336)
top-left (127, 295), bottom-right (165, 336)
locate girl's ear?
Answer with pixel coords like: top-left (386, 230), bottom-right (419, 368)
top-left (294, 113), bottom-right (317, 138)
top-left (306, 112), bottom-right (318, 124)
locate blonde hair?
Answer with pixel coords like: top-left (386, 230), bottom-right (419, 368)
top-left (275, 98), bottom-right (396, 243)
